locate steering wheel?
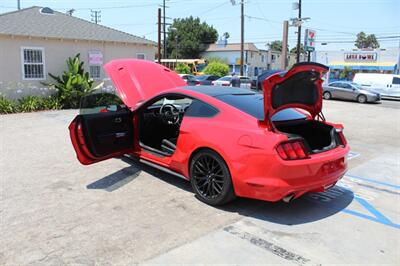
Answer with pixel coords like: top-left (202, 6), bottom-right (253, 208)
top-left (159, 103), bottom-right (180, 125)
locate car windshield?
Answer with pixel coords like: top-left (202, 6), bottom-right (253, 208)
top-left (186, 75), bottom-right (197, 81)
top-left (195, 75), bottom-right (208, 81)
top-left (218, 76), bottom-right (232, 81)
top-left (215, 93), bottom-right (306, 121)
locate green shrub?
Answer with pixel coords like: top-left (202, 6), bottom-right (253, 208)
top-left (174, 63), bottom-right (191, 74)
top-left (44, 54), bottom-right (94, 109)
top-left (0, 96), bottom-right (17, 114)
top-left (204, 61), bottom-right (229, 77)
top-left (42, 95), bottom-right (62, 110)
top-left (17, 96), bottom-right (43, 112)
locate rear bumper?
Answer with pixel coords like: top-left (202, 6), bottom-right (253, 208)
top-left (233, 145), bottom-right (350, 202)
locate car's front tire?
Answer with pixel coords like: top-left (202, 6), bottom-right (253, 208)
top-left (190, 149), bottom-right (236, 206)
top-left (357, 94), bottom-right (367, 103)
top-left (323, 91), bottom-right (332, 100)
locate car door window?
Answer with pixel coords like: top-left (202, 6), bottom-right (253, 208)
top-left (80, 92), bottom-right (126, 115)
top-left (341, 83), bottom-right (352, 89)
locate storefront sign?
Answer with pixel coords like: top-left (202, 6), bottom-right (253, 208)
top-left (344, 52), bottom-right (377, 62)
top-left (88, 51), bottom-right (103, 65)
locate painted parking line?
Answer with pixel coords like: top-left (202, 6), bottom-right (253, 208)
top-left (345, 174), bottom-right (400, 190)
top-left (306, 173), bottom-right (400, 230)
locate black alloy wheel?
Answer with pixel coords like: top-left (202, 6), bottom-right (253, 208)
top-left (190, 150), bottom-right (235, 206)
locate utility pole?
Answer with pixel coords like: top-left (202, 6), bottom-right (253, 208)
top-left (163, 0), bottom-right (167, 59)
top-left (17, 0), bottom-right (20, 10)
top-left (296, 0), bottom-right (302, 63)
top-left (281, 20), bottom-right (289, 70)
top-left (91, 10), bottom-right (101, 24)
top-left (158, 8), bottom-right (162, 63)
top-left (66, 9), bottom-right (75, 16)
top-left (240, 0), bottom-right (244, 76)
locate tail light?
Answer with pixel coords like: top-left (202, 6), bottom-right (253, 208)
top-left (276, 140), bottom-right (309, 160)
top-left (195, 81), bottom-right (201, 85)
top-left (336, 128), bottom-right (347, 146)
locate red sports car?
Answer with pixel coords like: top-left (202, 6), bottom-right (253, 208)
top-left (69, 59), bottom-right (349, 206)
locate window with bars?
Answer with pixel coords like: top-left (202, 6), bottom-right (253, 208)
top-left (21, 48), bottom-right (45, 79)
top-left (136, 53), bottom-right (146, 60)
top-left (89, 65), bottom-right (101, 79)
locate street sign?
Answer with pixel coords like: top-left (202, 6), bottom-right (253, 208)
top-left (305, 29), bottom-right (316, 52)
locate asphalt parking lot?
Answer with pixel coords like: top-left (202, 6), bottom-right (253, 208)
top-left (1, 99), bottom-right (399, 265)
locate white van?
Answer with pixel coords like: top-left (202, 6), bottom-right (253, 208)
top-left (353, 73), bottom-right (400, 98)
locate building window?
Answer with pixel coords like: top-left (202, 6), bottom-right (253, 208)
top-left (136, 53), bottom-right (146, 60)
top-left (261, 55), bottom-right (265, 63)
top-left (21, 47), bottom-right (45, 80)
top-left (89, 65), bottom-right (101, 80)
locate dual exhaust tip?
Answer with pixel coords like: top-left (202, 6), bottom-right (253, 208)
top-left (282, 193), bottom-right (295, 203)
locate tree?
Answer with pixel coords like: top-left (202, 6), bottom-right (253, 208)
top-left (223, 32), bottom-right (230, 40)
top-left (44, 54), bottom-right (93, 108)
top-left (340, 66), bottom-right (353, 80)
top-left (355, 32), bottom-right (380, 49)
top-left (174, 63), bottom-right (191, 74)
top-left (267, 40), bottom-right (288, 52)
top-left (290, 44), bottom-right (305, 55)
top-left (167, 16), bottom-right (218, 59)
top-left (204, 61), bottom-right (229, 77)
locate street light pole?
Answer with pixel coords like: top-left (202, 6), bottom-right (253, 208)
top-left (296, 0), bottom-right (302, 63)
top-left (240, 0), bottom-right (244, 76)
top-left (163, 0), bottom-right (167, 59)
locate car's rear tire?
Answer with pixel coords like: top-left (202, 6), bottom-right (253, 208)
top-left (190, 149), bottom-right (236, 206)
top-left (357, 94), bottom-right (367, 103)
top-left (323, 91), bottom-right (332, 100)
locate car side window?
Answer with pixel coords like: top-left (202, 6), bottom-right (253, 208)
top-left (185, 99), bottom-right (219, 118)
top-left (342, 83), bottom-right (352, 89)
top-left (331, 83), bottom-right (341, 88)
top-left (80, 92), bottom-right (126, 115)
top-left (393, 77), bottom-right (400, 85)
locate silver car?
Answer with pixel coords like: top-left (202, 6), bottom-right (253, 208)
top-left (323, 81), bottom-right (381, 103)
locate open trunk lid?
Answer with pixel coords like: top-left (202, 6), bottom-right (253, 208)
top-left (104, 59), bottom-right (186, 110)
top-left (262, 62), bottom-right (329, 121)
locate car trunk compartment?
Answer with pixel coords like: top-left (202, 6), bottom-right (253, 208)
top-left (274, 120), bottom-right (339, 153)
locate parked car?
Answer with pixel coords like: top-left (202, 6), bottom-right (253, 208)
top-left (323, 81), bottom-right (381, 103)
top-left (212, 75), bottom-right (252, 89)
top-left (178, 74), bottom-right (199, 86)
top-left (69, 60), bottom-right (349, 206)
top-left (251, 70), bottom-right (283, 91)
top-left (195, 75), bottom-right (220, 85)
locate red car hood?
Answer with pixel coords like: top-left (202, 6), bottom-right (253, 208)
top-left (104, 59), bottom-right (186, 109)
top-left (262, 62), bottom-right (329, 120)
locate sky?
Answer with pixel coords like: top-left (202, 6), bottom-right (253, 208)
top-left (1, 0), bottom-right (399, 51)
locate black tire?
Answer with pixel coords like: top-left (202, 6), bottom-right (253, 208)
top-left (323, 91), bottom-right (332, 100)
top-left (190, 149), bottom-right (236, 206)
top-left (357, 94), bottom-right (367, 103)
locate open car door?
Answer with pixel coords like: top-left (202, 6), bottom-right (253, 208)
top-left (69, 59), bottom-right (186, 165)
top-left (69, 93), bottom-right (135, 165)
top-left (262, 62), bottom-right (329, 127)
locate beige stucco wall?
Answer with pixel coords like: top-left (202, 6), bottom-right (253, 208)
top-left (0, 35), bottom-right (156, 99)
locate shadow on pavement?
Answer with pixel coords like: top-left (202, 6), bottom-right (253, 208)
top-left (219, 186), bottom-right (354, 225)
top-left (92, 156), bottom-right (353, 225)
top-left (87, 165), bottom-right (142, 192)
top-left (87, 156), bottom-right (192, 193)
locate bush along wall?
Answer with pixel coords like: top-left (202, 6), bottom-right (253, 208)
top-left (0, 54), bottom-right (93, 115)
